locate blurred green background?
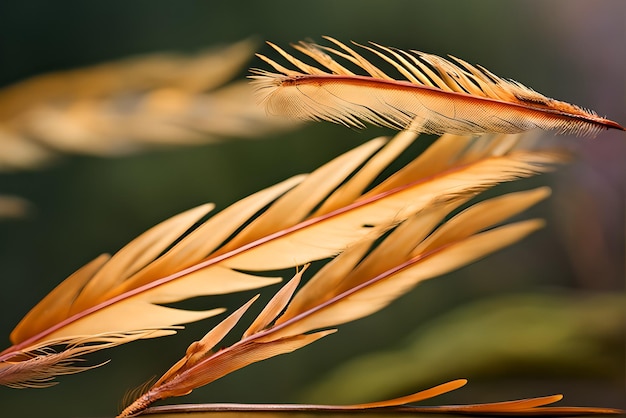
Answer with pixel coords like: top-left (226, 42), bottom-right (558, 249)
top-left (0, 1), bottom-right (624, 417)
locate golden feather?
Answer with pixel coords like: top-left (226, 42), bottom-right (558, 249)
top-left (251, 37), bottom-right (624, 136)
top-left (119, 185), bottom-right (557, 416)
top-left (1, 129), bottom-right (564, 389)
top-left (120, 183), bottom-right (622, 416)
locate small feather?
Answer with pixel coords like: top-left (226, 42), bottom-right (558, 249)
top-left (252, 38), bottom-right (624, 136)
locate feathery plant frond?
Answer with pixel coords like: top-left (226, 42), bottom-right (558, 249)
top-left (1, 128), bottom-right (565, 389)
top-left (119, 186), bottom-right (568, 416)
top-left (251, 37), bottom-right (624, 136)
top-left (0, 39), bottom-right (297, 171)
top-left (120, 184), bottom-right (623, 416)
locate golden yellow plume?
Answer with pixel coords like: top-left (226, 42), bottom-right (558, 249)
top-left (251, 37), bottom-right (624, 136)
top-left (118, 137), bottom-right (566, 415)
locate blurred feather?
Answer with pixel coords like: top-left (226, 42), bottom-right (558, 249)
top-left (0, 39), bottom-right (297, 171)
top-left (251, 37), bottom-right (624, 136)
top-left (302, 293), bottom-right (626, 404)
top-left (0, 194), bottom-right (31, 219)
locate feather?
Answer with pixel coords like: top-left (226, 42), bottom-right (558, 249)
top-left (0, 39), bottom-right (298, 171)
top-left (119, 185), bottom-right (555, 416)
top-left (251, 37), bottom-right (624, 136)
top-left (1, 129), bottom-right (564, 388)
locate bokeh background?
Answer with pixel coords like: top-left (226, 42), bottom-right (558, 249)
top-left (0, 1), bottom-right (624, 417)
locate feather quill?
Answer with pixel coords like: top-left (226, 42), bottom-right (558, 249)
top-left (119, 186), bottom-right (556, 416)
top-left (251, 37), bottom-right (624, 136)
top-left (137, 395), bottom-right (623, 416)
